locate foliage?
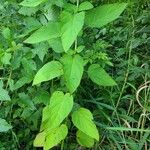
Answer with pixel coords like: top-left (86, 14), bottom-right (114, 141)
top-left (0, 0), bottom-right (149, 150)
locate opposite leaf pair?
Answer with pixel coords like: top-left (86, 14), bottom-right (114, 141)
top-left (33, 54), bottom-right (84, 94)
top-left (34, 91), bottom-right (99, 149)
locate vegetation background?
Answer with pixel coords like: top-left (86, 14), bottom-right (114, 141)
top-left (0, 0), bottom-right (149, 150)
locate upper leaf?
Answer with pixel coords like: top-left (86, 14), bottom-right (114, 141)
top-left (41, 91), bottom-right (73, 130)
top-left (78, 1), bottom-right (93, 11)
top-left (24, 22), bottom-right (61, 44)
top-left (61, 12), bottom-right (85, 52)
top-left (88, 64), bottom-right (117, 86)
top-left (72, 108), bottom-right (99, 141)
top-left (61, 54), bottom-right (84, 93)
top-left (85, 3), bottom-right (127, 28)
top-left (20, 0), bottom-right (46, 7)
top-left (33, 61), bottom-right (63, 85)
top-left (44, 124), bottom-right (68, 150)
top-left (0, 118), bottom-right (12, 132)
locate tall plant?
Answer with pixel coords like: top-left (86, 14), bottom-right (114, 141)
top-left (20, 0), bottom-right (127, 149)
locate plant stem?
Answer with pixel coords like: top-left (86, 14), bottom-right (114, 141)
top-left (61, 140), bottom-right (64, 150)
top-left (77, 0), bottom-right (79, 8)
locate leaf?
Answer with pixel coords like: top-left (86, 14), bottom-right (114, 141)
top-left (0, 87), bottom-right (11, 101)
top-left (32, 43), bottom-right (48, 61)
top-left (76, 45), bottom-right (85, 53)
top-left (61, 12), bottom-right (85, 52)
top-left (78, 1), bottom-right (93, 11)
top-left (20, 0), bottom-right (46, 7)
top-left (88, 64), bottom-right (117, 86)
top-left (1, 53), bottom-right (11, 65)
top-left (48, 38), bottom-right (64, 53)
top-left (14, 76), bottom-right (33, 90)
top-left (44, 124), bottom-right (68, 150)
top-left (33, 61), bottom-right (63, 85)
top-left (85, 3), bottom-right (127, 28)
top-left (18, 6), bottom-right (38, 16)
top-left (50, 0), bottom-right (64, 7)
top-left (77, 130), bottom-right (94, 148)
top-left (34, 132), bottom-right (45, 147)
top-left (72, 108), bottom-right (99, 141)
top-left (61, 54), bottom-right (84, 93)
top-left (18, 93), bottom-right (36, 110)
top-left (24, 22), bottom-right (61, 44)
top-left (63, 3), bottom-right (78, 13)
top-left (33, 90), bottom-right (50, 105)
top-left (2, 28), bottom-right (11, 40)
top-left (0, 118), bottom-right (12, 132)
top-left (41, 91), bottom-right (73, 130)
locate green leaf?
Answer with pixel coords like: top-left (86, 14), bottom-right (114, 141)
top-left (88, 64), bottom-right (117, 86)
top-left (1, 53), bottom-right (11, 65)
top-left (0, 87), bottom-right (11, 101)
top-left (18, 93), bottom-right (36, 110)
top-left (72, 108), bottom-right (99, 141)
top-left (85, 3), bottom-right (127, 28)
top-left (41, 91), bottom-right (73, 130)
top-left (18, 6), bottom-right (38, 16)
top-left (33, 61), bottom-right (63, 85)
top-left (0, 118), bottom-right (12, 132)
top-left (48, 38), bottom-right (64, 53)
top-left (20, 0), bottom-right (46, 7)
top-left (51, 0), bottom-right (64, 7)
top-left (61, 54), bottom-right (84, 93)
top-left (14, 76), bottom-right (33, 90)
top-left (63, 3), bottom-right (78, 13)
top-left (61, 12), bottom-right (85, 52)
top-left (34, 132), bottom-right (45, 147)
top-left (32, 43), bottom-right (48, 61)
top-left (2, 28), bottom-right (11, 40)
top-left (77, 130), bottom-right (94, 148)
top-left (78, 1), bottom-right (93, 11)
top-left (24, 22), bottom-right (61, 44)
top-left (76, 45), bottom-right (85, 53)
top-left (44, 124), bottom-right (68, 150)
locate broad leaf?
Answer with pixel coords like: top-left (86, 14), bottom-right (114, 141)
top-left (85, 3), bottom-right (127, 28)
top-left (61, 54), bottom-right (84, 93)
top-left (32, 43), bottom-right (48, 61)
top-left (44, 124), bottom-right (68, 150)
top-left (20, 0), bottom-right (46, 7)
top-left (0, 118), bottom-right (12, 132)
top-left (72, 108), bottom-right (99, 141)
top-left (2, 28), bottom-right (11, 40)
top-left (0, 87), bottom-right (11, 101)
top-left (41, 91), bottom-right (73, 130)
top-left (48, 38), bottom-right (64, 53)
top-left (1, 53), bottom-right (11, 65)
top-left (34, 132), bottom-right (45, 147)
top-left (61, 12), bottom-right (85, 52)
top-left (33, 61), bottom-right (63, 85)
top-left (24, 22), bottom-right (61, 44)
top-left (78, 1), bottom-right (93, 11)
top-left (77, 130), bottom-right (94, 148)
top-left (88, 64), bottom-right (117, 86)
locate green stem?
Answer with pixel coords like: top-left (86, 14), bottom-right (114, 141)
top-left (61, 140), bottom-right (64, 150)
top-left (77, 0), bottom-right (79, 8)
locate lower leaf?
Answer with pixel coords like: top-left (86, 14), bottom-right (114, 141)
top-left (77, 130), bottom-right (94, 148)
